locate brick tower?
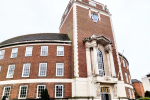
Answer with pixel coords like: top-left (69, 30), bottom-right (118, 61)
top-left (60, 0), bottom-right (134, 100)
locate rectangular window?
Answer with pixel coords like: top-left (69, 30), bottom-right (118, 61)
top-left (36, 85), bottom-right (46, 98)
top-left (149, 79), bottom-right (150, 82)
top-left (41, 46), bottom-right (48, 56)
top-left (57, 46), bottom-right (64, 56)
top-left (128, 89), bottom-right (132, 99)
top-left (25, 47), bottom-right (33, 57)
top-left (18, 85), bottom-right (28, 99)
top-left (11, 48), bottom-right (18, 58)
top-left (6, 64), bottom-right (15, 78)
top-left (56, 63), bottom-right (64, 76)
top-left (132, 89), bottom-right (135, 99)
top-left (123, 60), bottom-right (126, 67)
top-left (0, 66), bottom-right (1, 72)
top-left (125, 73), bottom-right (129, 83)
top-left (89, 1), bottom-right (96, 7)
top-left (3, 86), bottom-right (11, 98)
top-left (55, 85), bottom-right (63, 98)
top-left (129, 75), bottom-right (132, 84)
top-left (22, 63), bottom-right (31, 77)
top-left (38, 63), bottom-right (47, 76)
top-left (0, 50), bottom-right (5, 60)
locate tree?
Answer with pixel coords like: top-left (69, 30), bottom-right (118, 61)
top-left (41, 89), bottom-right (50, 100)
top-left (145, 91), bottom-right (150, 98)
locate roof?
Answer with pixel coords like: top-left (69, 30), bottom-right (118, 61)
top-left (132, 79), bottom-right (141, 83)
top-left (118, 52), bottom-right (129, 65)
top-left (0, 33), bottom-right (71, 48)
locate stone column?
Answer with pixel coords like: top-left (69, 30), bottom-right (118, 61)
top-left (85, 42), bottom-right (92, 76)
top-left (91, 40), bottom-right (99, 75)
top-left (105, 44), bottom-right (116, 77)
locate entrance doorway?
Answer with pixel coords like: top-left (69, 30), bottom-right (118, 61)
top-left (101, 87), bottom-right (111, 100)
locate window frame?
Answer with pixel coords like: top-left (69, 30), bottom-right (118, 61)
top-left (2, 86), bottom-right (11, 99)
top-left (18, 85), bottom-right (28, 99)
top-left (128, 88), bottom-right (132, 99)
top-left (55, 85), bottom-right (63, 98)
top-left (11, 48), bottom-right (18, 58)
top-left (0, 50), bottom-right (5, 60)
top-left (0, 66), bottom-right (1, 72)
top-left (123, 60), bottom-right (126, 67)
top-left (38, 63), bottom-right (47, 77)
top-left (125, 73), bottom-right (129, 83)
top-left (25, 46), bottom-right (33, 57)
top-left (57, 46), bottom-right (64, 56)
top-left (22, 63), bottom-right (31, 77)
top-left (36, 85), bottom-right (46, 98)
top-left (56, 63), bottom-right (64, 76)
top-left (6, 64), bottom-right (15, 78)
top-left (40, 46), bottom-right (48, 56)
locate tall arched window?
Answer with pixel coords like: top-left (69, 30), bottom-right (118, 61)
top-left (97, 49), bottom-right (105, 77)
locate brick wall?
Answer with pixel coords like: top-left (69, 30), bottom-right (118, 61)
top-left (0, 83), bottom-right (72, 99)
top-left (0, 44), bottom-right (72, 81)
top-left (133, 82), bottom-right (145, 98)
top-left (77, 6), bottom-right (119, 78)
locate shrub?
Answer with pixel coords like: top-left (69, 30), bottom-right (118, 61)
top-left (41, 89), bottom-right (50, 100)
top-left (145, 91), bottom-right (150, 98)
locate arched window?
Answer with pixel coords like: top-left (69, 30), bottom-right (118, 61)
top-left (97, 49), bottom-right (105, 77)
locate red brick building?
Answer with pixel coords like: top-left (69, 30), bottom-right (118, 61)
top-left (0, 0), bottom-right (134, 100)
top-left (132, 79), bottom-right (145, 98)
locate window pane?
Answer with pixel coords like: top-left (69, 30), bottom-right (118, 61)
top-left (56, 63), bottom-right (64, 76)
top-left (22, 63), bottom-right (30, 77)
top-left (128, 89), bottom-right (131, 99)
top-left (3, 87), bottom-right (11, 98)
top-left (0, 66), bottom-right (1, 72)
top-left (19, 86), bottom-right (27, 99)
top-left (41, 46), bottom-right (48, 56)
top-left (39, 63), bottom-right (47, 76)
top-left (11, 48), bottom-right (18, 58)
top-left (125, 73), bottom-right (128, 83)
top-left (7, 65), bottom-right (15, 78)
top-left (55, 85), bottom-right (63, 98)
top-left (25, 47), bottom-right (33, 56)
top-left (0, 50), bottom-right (5, 60)
top-left (57, 46), bottom-right (64, 56)
top-left (97, 50), bottom-right (105, 77)
top-left (37, 85), bottom-right (45, 98)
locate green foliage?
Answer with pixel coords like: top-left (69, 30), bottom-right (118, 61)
top-left (2, 96), bottom-right (7, 100)
top-left (145, 91), bottom-right (150, 98)
top-left (41, 89), bottom-right (50, 100)
top-left (139, 97), bottom-right (150, 100)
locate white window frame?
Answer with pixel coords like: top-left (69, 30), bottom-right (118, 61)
top-left (56, 63), bottom-right (64, 76)
top-left (11, 48), bottom-right (18, 58)
top-left (18, 85), bottom-right (28, 99)
top-left (132, 89), bottom-right (135, 99)
top-left (55, 85), bottom-right (63, 98)
top-left (129, 75), bottom-right (132, 84)
top-left (25, 46), bottom-right (33, 57)
top-left (40, 46), bottom-right (48, 56)
top-left (6, 64), bottom-right (15, 78)
top-left (125, 73), bottom-right (129, 83)
top-left (128, 88), bottom-right (132, 99)
top-left (38, 63), bottom-right (47, 77)
top-left (57, 46), bottom-right (64, 56)
top-left (22, 63), bottom-right (31, 77)
top-left (0, 66), bottom-right (1, 72)
top-left (2, 86), bottom-right (11, 99)
top-left (123, 60), bottom-right (126, 67)
top-left (0, 50), bottom-right (5, 60)
top-left (36, 85), bottom-right (46, 98)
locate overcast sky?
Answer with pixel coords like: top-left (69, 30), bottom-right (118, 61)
top-left (0, 0), bottom-right (150, 81)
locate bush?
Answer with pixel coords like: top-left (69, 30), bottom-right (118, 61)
top-left (145, 91), bottom-right (150, 98)
top-left (2, 96), bottom-right (7, 100)
top-left (139, 97), bottom-right (150, 100)
top-left (41, 89), bottom-right (50, 100)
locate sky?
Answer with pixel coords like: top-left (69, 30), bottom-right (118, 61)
top-left (0, 0), bottom-right (150, 81)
